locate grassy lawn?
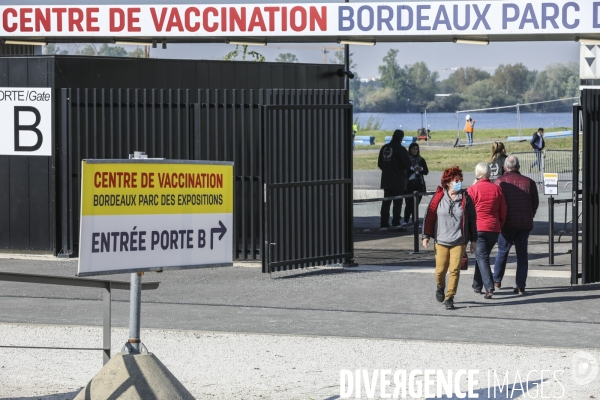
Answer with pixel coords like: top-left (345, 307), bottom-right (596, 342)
top-left (354, 137), bottom-right (577, 171)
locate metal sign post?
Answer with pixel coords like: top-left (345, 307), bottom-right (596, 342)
top-left (125, 151), bottom-right (151, 354)
top-left (125, 271), bottom-right (144, 354)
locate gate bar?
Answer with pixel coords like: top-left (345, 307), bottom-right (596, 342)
top-left (572, 105), bottom-right (581, 284)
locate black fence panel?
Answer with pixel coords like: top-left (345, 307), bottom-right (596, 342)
top-left (0, 57), bottom-right (54, 252)
top-left (58, 88), bottom-right (195, 257)
top-left (58, 88), bottom-right (351, 264)
top-left (262, 89), bottom-right (354, 273)
top-left (581, 90), bottom-right (600, 284)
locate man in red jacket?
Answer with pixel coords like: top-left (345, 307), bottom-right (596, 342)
top-left (493, 156), bottom-right (539, 294)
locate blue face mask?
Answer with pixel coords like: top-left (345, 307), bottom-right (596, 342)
top-left (452, 181), bottom-right (462, 192)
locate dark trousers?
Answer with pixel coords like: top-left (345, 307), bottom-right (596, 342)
top-left (493, 229), bottom-right (530, 288)
top-left (472, 231), bottom-right (499, 292)
top-left (381, 188), bottom-right (403, 226)
top-left (531, 149), bottom-right (542, 171)
top-left (404, 180), bottom-right (424, 223)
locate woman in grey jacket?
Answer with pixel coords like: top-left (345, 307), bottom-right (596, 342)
top-left (422, 166), bottom-right (478, 310)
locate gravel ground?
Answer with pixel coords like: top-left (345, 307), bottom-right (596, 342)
top-left (1, 323), bottom-right (599, 400)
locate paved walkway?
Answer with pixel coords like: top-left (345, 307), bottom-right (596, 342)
top-left (0, 229), bottom-right (594, 349)
top-left (1, 324), bottom-right (598, 399)
top-left (0, 203), bottom-right (594, 398)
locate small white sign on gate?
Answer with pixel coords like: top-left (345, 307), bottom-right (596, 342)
top-left (544, 173), bottom-right (558, 196)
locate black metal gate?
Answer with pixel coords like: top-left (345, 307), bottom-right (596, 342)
top-left (576, 89), bottom-right (600, 283)
top-left (261, 89), bottom-right (354, 273)
top-left (58, 87), bottom-right (353, 267)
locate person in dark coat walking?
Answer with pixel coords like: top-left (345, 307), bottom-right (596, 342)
top-left (378, 129), bottom-right (411, 228)
top-left (529, 128), bottom-right (545, 171)
top-left (493, 155), bottom-right (539, 294)
top-left (404, 143), bottom-right (429, 224)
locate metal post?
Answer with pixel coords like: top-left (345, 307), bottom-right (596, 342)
top-left (59, 89), bottom-right (70, 258)
top-left (344, 0), bottom-right (349, 91)
top-left (128, 272), bottom-right (142, 354)
top-left (548, 196), bottom-right (555, 264)
top-left (344, 44), bottom-right (350, 90)
top-left (517, 103), bottom-right (522, 140)
top-left (102, 283), bottom-right (111, 364)
top-left (413, 191), bottom-right (419, 253)
top-left (571, 105), bottom-right (581, 284)
top-left (124, 150), bottom-right (148, 354)
top-left (407, 192), bottom-right (420, 254)
top-left (541, 196), bottom-right (564, 266)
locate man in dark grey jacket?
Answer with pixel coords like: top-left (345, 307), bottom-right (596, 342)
top-left (378, 129), bottom-right (411, 228)
top-left (529, 128), bottom-right (545, 171)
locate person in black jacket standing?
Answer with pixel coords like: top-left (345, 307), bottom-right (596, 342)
top-left (378, 129), bottom-right (412, 228)
top-left (404, 143), bottom-right (429, 224)
top-left (529, 128), bottom-right (545, 171)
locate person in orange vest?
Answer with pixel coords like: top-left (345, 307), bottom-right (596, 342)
top-left (464, 115), bottom-right (475, 146)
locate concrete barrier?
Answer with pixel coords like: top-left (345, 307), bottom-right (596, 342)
top-left (354, 135), bottom-right (375, 145)
top-left (353, 189), bottom-right (384, 200)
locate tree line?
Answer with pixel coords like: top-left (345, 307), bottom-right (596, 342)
top-left (44, 43), bottom-right (147, 58)
top-left (44, 44), bottom-right (579, 113)
top-left (352, 49), bottom-right (579, 113)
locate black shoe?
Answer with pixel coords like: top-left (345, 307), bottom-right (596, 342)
top-left (484, 290), bottom-right (493, 299)
top-left (513, 287), bottom-right (526, 295)
top-left (444, 297), bottom-right (455, 309)
top-left (380, 222), bottom-right (391, 228)
top-left (436, 286), bottom-right (445, 303)
top-left (391, 220), bottom-right (402, 227)
top-left (473, 289), bottom-right (483, 294)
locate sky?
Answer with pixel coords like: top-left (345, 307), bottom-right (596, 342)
top-left (4, 0), bottom-right (582, 80)
top-left (147, 41), bottom-right (580, 80)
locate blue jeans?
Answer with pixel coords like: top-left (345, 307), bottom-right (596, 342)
top-left (466, 132), bottom-right (473, 145)
top-left (493, 229), bottom-right (530, 288)
top-left (530, 149), bottom-right (542, 171)
top-left (472, 232), bottom-right (499, 292)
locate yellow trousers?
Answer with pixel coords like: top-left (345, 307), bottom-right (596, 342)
top-left (435, 243), bottom-right (465, 300)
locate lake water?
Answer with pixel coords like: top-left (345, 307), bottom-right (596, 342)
top-left (354, 112), bottom-right (573, 132)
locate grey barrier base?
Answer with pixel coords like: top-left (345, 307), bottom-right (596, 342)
top-left (74, 353), bottom-right (194, 400)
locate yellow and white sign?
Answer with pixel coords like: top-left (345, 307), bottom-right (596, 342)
top-left (77, 160), bottom-right (233, 276)
top-left (543, 173), bottom-right (558, 196)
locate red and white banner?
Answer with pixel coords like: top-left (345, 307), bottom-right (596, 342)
top-left (1, 2), bottom-right (600, 38)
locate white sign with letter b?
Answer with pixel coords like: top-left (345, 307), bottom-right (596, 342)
top-left (0, 87), bottom-right (52, 156)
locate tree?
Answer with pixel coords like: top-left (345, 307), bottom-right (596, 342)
top-left (97, 43), bottom-right (127, 57)
top-left (493, 63), bottom-right (531, 97)
top-left (224, 45), bottom-right (265, 62)
top-left (405, 62), bottom-right (439, 109)
top-left (443, 67), bottom-right (490, 94)
top-left (525, 62), bottom-right (579, 103)
top-left (127, 48), bottom-right (145, 58)
top-left (376, 48), bottom-right (409, 109)
top-left (275, 53), bottom-right (299, 63)
top-left (361, 87), bottom-right (398, 112)
top-left (75, 44), bottom-right (98, 56)
top-left (460, 79), bottom-right (507, 110)
top-left (378, 49), bottom-right (403, 88)
top-left (43, 43), bottom-right (68, 55)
